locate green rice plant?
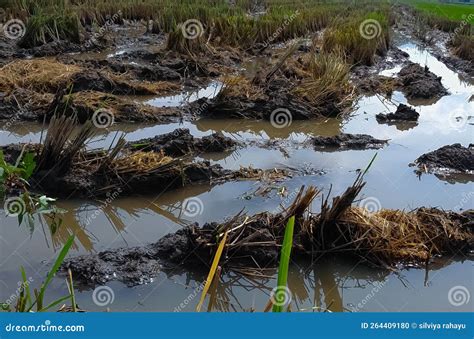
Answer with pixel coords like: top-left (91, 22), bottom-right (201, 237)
top-left (18, 9), bottom-right (81, 48)
top-left (1, 235), bottom-right (76, 312)
top-left (0, 149), bottom-right (35, 197)
top-left (272, 216), bottom-right (295, 312)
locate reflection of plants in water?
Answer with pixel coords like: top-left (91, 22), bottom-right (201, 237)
top-left (1, 235), bottom-right (77, 312)
top-left (1, 148), bottom-right (65, 232)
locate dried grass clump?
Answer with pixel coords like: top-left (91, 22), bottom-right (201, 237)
top-left (171, 175), bottom-right (472, 268)
top-left (166, 24), bottom-right (210, 56)
top-left (0, 59), bottom-right (81, 93)
top-left (294, 51), bottom-right (355, 116)
top-left (235, 167), bottom-right (290, 181)
top-left (216, 76), bottom-right (266, 101)
top-left (61, 91), bottom-right (181, 122)
top-left (450, 34), bottom-right (474, 62)
top-left (111, 151), bottom-right (174, 175)
top-left (106, 73), bottom-right (181, 95)
top-left (337, 207), bottom-right (473, 264)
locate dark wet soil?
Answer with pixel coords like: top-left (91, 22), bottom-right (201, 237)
top-left (312, 133), bottom-right (388, 150)
top-left (376, 103), bottom-right (419, 123)
top-left (398, 62), bottom-right (448, 100)
top-left (414, 144), bottom-right (474, 174)
top-left (126, 128), bottom-right (238, 157)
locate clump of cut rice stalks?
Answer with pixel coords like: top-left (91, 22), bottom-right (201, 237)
top-left (110, 151), bottom-right (174, 175)
top-left (334, 207), bottom-right (473, 265)
top-left (293, 51), bottom-right (355, 117)
top-left (322, 13), bottom-right (390, 66)
top-left (165, 175), bottom-right (472, 269)
top-left (235, 167), bottom-right (290, 182)
top-left (0, 59), bottom-right (81, 94)
top-left (216, 76), bottom-right (266, 101)
top-left (450, 34), bottom-right (474, 62)
top-left (166, 24), bottom-right (212, 56)
top-left (36, 114), bottom-right (95, 174)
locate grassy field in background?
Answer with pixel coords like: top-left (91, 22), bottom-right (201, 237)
top-left (402, 0), bottom-right (474, 21)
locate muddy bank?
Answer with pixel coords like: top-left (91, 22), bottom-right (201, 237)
top-left (126, 128), bottom-right (238, 157)
top-left (312, 133), bottom-right (388, 151)
top-left (353, 62), bottom-right (448, 101)
top-left (0, 59), bottom-right (187, 123)
top-left (414, 144), bottom-right (474, 175)
top-left (191, 92), bottom-right (318, 121)
top-left (376, 104), bottom-right (419, 123)
top-left (64, 181), bottom-right (474, 287)
top-left (1, 120), bottom-right (290, 199)
top-left (351, 46), bottom-right (410, 95)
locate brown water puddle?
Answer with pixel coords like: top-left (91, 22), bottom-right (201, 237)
top-left (1, 42), bottom-right (473, 312)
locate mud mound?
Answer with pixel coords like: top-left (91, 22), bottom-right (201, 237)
top-left (109, 61), bottom-right (182, 81)
top-left (193, 94), bottom-right (315, 120)
top-left (64, 246), bottom-right (162, 286)
top-left (312, 133), bottom-right (388, 150)
top-left (354, 75), bottom-right (400, 95)
top-left (127, 129), bottom-right (238, 157)
top-left (398, 63), bottom-right (448, 100)
top-left (0, 89), bottom-right (54, 121)
top-left (34, 159), bottom-right (233, 198)
top-left (376, 104), bottom-right (419, 122)
top-left (61, 91), bottom-right (181, 123)
top-left (414, 144), bottom-right (474, 174)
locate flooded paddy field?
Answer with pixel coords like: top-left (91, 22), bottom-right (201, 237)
top-left (0, 0), bottom-right (473, 313)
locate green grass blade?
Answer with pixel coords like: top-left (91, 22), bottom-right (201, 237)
top-left (41, 295), bottom-right (73, 312)
top-left (273, 216), bottom-right (295, 312)
top-left (363, 153), bottom-right (378, 175)
top-left (28, 235), bottom-right (74, 312)
top-left (20, 266), bottom-right (32, 309)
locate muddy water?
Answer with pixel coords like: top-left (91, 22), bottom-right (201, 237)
top-left (1, 42), bottom-right (473, 312)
